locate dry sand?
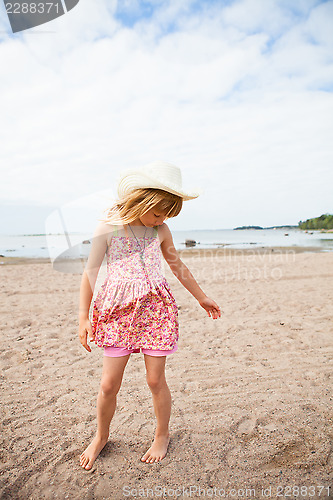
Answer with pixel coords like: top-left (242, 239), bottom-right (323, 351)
top-left (0, 248), bottom-right (332, 499)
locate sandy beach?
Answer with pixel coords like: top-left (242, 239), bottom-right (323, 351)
top-left (0, 248), bottom-right (332, 499)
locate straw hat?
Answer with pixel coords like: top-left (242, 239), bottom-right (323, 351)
top-left (117, 161), bottom-right (202, 201)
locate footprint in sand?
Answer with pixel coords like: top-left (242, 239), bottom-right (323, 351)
top-left (235, 416), bottom-right (258, 436)
top-left (265, 439), bottom-right (309, 467)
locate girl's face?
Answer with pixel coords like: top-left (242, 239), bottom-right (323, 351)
top-left (133, 207), bottom-right (168, 227)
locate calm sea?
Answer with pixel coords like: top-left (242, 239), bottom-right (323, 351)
top-left (0, 228), bottom-right (332, 259)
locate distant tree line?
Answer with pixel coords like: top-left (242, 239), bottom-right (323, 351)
top-left (298, 213), bottom-right (333, 230)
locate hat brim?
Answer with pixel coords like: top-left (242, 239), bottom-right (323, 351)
top-left (117, 170), bottom-right (201, 201)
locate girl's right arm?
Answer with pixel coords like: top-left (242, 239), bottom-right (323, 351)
top-left (78, 222), bottom-right (110, 352)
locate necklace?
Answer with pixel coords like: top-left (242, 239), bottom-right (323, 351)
top-left (128, 224), bottom-right (148, 264)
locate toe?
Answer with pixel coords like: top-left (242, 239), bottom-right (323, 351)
top-left (141, 449), bottom-right (151, 461)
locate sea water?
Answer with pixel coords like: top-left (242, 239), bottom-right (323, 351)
top-left (0, 228), bottom-right (332, 259)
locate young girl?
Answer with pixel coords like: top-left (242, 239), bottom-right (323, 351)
top-left (78, 161), bottom-right (221, 470)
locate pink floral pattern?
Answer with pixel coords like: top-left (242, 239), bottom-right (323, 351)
top-left (91, 229), bottom-right (179, 350)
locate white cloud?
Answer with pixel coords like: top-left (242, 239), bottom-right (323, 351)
top-left (0, 0), bottom-right (332, 232)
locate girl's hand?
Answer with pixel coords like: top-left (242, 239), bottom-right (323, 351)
top-left (79, 317), bottom-right (95, 352)
top-left (198, 296), bottom-right (222, 319)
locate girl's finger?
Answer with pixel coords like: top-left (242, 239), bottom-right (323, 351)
top-left (82, 339), bottom-right (91, 352)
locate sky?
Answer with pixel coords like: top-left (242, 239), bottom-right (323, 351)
top-left (0, 0), bottom-right (332, 234)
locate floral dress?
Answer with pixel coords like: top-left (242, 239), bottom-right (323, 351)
top-left (91, 224), bottom-right (179, 351)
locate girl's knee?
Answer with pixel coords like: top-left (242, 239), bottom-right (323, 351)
top-left (146, 372), bottom-right (166, 392)
top-left (100, 377), bottom-right (121, 397)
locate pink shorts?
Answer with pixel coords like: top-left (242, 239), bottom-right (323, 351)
top-left (104, 344), bottom-right (178, 357)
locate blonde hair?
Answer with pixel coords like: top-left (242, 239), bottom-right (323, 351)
top-left (100, 188), bottom-right (183, 225)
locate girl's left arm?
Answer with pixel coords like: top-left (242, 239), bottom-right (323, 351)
top-left (160, 224), bottom-right (221, 320)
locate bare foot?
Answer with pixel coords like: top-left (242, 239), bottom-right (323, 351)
top-left (79, 435), bottom-right (108, 470)
top-left (141, 433), bottom-right (170, 463)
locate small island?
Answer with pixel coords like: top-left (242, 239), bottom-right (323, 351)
top-left (234, 226), bottom-right (263, 230)
top-left (233, 225), bottom-right (297, 230)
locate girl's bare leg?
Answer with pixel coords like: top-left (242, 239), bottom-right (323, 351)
top-left (141, 355), bottom-right (171, 463)
top-left (80, 354), bottom-right (131, 470)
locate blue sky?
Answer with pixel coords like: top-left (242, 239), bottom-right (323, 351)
top-left (0, 0), bottom-right (332, 234)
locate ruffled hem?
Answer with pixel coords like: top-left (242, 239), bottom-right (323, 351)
top-left (96, 338), bottom-right (178, 350)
